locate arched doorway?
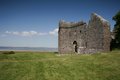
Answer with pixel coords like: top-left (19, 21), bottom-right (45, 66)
top-left (73, 41), bottom-right (78, 53)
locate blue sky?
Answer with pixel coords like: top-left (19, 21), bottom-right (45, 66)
top-left (0, 0), bottom-right (120, 48)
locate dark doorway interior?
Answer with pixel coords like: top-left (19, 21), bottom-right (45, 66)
top-left (73, 41), bottom-right (78, 53)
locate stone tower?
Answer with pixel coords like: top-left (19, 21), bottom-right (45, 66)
top-left (58, 13), bottom-right (111, 54)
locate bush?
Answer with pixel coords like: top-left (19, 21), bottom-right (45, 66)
top-left (9, 51), bottom-right (15, 54)
top-left (2, 51), bottom-right (15, 54)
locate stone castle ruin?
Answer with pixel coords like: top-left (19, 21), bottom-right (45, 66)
top-left (58, 13), bottom-right (111, 54)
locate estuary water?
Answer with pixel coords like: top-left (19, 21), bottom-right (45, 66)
top-left (0, 46), bottom-right (58, 52)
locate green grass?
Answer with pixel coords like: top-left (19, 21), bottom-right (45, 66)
top-left (0, 50), bottom-right (120, 80)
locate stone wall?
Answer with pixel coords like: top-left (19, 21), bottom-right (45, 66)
top-left (58, 13), bottom-right (111, 54)
top-left (58, 21), bottom-right (87, 53)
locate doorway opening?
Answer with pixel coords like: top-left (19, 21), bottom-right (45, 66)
top-left (73, 41), bottom-right (78, 53)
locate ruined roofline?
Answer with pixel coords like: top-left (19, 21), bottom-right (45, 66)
top-left (91, 13), bottom-right (110, 26)
top-left (59, 20), bottom-right (86, 28)
top-left (91, 13), bottom-right (107, 22)
top-left (59, 13), bottom-right (110, 28)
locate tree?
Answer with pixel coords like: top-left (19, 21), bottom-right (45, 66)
top-left (112, 11), bottom-right (120, 48)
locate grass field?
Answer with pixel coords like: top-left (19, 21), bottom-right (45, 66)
top-left (0, 50), bottom-right (120, 80)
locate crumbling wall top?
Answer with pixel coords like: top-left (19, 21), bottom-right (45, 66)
top-left (91, 13), bottom-right (110, 26)
top-left (59, 20), bottom-right (86, 28)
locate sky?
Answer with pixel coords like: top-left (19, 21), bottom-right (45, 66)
top-left (0, 0), bottom-right (120, 48)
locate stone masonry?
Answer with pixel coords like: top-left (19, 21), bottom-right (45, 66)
top-left (58, 13), bottom-right (111, 54)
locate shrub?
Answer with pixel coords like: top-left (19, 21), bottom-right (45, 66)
top-left (2, 51), bottom-right (15, 54)
top-left (9, 51), bottom-right (15, 54)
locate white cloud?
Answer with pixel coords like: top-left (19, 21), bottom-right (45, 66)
top-left (5, 31), bottom-right (47, 37)
top-left (21, 31), bottom-right (31, 36)
top-left (5, 31), bottom-right (11, 34)
top-left (5, 28), bottom-right (59, 37)
top-left (30, 31), bottom-right (37, 35)
top-left (38, 32), bottom-right (47, 36)
top-left (49, 28), bottom-right (58, 36)
top-left (12, 32), bottom-right (19, 35)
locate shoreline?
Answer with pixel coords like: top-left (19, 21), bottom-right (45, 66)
top-left (0, 50), bottom-right (58, 52)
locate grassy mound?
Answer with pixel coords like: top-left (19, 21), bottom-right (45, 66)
top-left (0, 50), bottom-right (120, 80)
